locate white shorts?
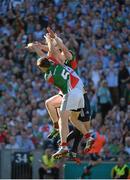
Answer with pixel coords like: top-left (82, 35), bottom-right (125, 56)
top-left (60, 87), bottom-right (84, 112)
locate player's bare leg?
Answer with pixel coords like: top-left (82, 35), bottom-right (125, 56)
top-left (54, 111), bottom-right (95, 157)
top-left (70, 111), bottom-right (88, 135)
top-left (84, 121), bottom-right (90, 131)
top-left (70, 113), bottom-right (95, 152)
top-left (59, 110), bottom-right (70, 144)
top-left (53, 110), bottom-right (70, 158)
top-left (45, 94), bottom-right (62, 139)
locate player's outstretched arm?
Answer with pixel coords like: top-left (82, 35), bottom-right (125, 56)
top-left (44, 33), bottom-right (55, 56)
top-left (25, 42), bottom-right (46, 57)
top-left (44, 33), bottom-right (64, 64)
top-left (37, 42), bottom-right (49, 52)
top-left (55, 35), bottom-right (72, 60)
top-left (47, 27), bottom-right (72, 60)
top-left (38, 44), bottom-right (49, 52)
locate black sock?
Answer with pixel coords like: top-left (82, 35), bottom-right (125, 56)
top-left (67, 130), bottom-right (75, 142)
top-left (71, 128), bottom-right (83, 153)
top-left (87, 164), bottom-right (93, 170)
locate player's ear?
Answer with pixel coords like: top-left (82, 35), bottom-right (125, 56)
top-left (37, 60), bottom-right (40, 66)
top-left (37, 57), bottom-right (43, 66)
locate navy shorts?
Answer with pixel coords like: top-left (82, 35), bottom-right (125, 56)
top-left (78, 93), bottom-right (91, 122)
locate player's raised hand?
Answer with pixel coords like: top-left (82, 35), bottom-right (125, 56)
top-left (47, 27), bottom-right (55, 38)
top-left (44, 33), bottom-right (52, 43)
top-left (25, 42), bottom-right (40, 52)
top-left (25, 43), bottom-right (35, 52)
top-left (34, 42), bottom-right (44, 50)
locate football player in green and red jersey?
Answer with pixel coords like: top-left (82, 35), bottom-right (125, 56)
top-left (26, 29), bottom-right (95, 157)
top-left (37, 56), bottom-right (94, 157)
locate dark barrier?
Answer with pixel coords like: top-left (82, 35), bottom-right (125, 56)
top-left (11, 152), bottom-right (33, 179)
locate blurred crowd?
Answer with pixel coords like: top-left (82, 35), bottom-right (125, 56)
top-left (0, 0), bottom-right (130, 161)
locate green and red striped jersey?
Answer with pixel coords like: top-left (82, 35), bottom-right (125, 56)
top-left (44, 64), bottom-right (79, 94)
top-left (65, 49), bottom-right (78, 73)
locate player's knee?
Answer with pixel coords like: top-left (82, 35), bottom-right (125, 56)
top-left (45, 99), bottom-right (52, 108)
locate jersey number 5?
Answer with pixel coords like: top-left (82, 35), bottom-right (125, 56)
top-left (61, 69), bottom-right (69, 79)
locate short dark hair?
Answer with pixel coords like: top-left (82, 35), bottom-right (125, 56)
top-left (37, 57), bottom-right (51, 68)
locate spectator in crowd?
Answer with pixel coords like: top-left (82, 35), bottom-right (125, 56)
top-left (38, 148), bottom-right (60, 179)
top-left (16, 129), bottom-right (35, 152)
top-left (111, 157), bottom-right (129, 179)
top-left (97, 80), bottom-right (112, 122)
top-left (124, 81), bottom-right (130, 106)
top-left (5, 135), bottom-right (20, 149)
top-left (124, 136), bottom-right (130, 156)
top-left (119, 97), bottom-right (127, 112)
top-left (123, 108), bottom-right (130, 132)
top-left (90, 62), bottom-right (102, 89)
top-left (0, 125), bottom-right (9, 149)
top-left (118, 61), bottom-right (130, 98)
top-left (33, 23), bottom-right (44, 41)
top-left (106, 61), bottom-right (119, 105)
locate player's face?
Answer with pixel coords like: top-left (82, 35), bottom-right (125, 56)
top-left (38, 66), bottom-right (47, 72)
